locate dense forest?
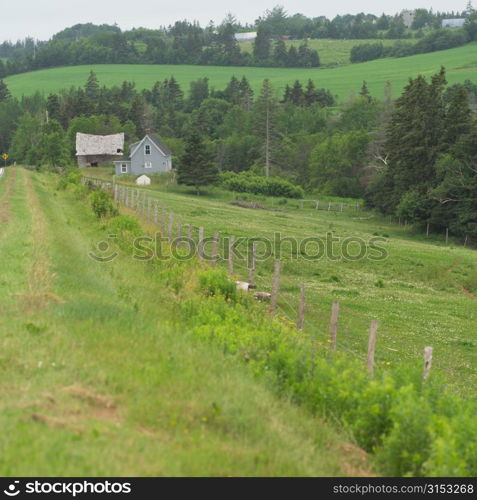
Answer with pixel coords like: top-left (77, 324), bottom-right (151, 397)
top-left (0, 61), bottom-right (476, 237)
top-left (1, 6), bottom-right (476, 76)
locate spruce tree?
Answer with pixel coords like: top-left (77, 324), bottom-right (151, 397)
top-left (359, 81), bottom-right (372, 102)
top-left (0, 80), bottom-right (10, 102)
top-left (304, 79), bottom-right (318, 106)
top-left (177, 130), bottom-right (218, 195)
top-left (253, 25), bottom-right (271, 62)
top-left (290, 80), bottom-right (305, 106)
top-left (273, 39), bottom-right (288, 66)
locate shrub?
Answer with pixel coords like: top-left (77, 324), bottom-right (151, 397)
top-left (198, 268), bottom-right (237, 301)
top-left (89, 190), bottom-right (117, 219)
top-left (220, 171), bottom-right (304, 199)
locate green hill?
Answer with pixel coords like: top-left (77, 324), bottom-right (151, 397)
top-left (5, 43), bottom-right (477, 100)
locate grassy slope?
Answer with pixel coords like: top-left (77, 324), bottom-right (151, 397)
top-left (84, 169), bottom-right (477, 396)
top-left (239, 38), bottom-right (413, 66)
top-left (5, 43), bottom-right (477, 100)
top-left (0, 167), bottom-right (368, 476)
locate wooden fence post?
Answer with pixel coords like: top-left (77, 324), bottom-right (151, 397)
top-left (168, 212), bottom-right (174, 240)
top-left (464, 235), bottom-right (468, 248)
top-left (248, 241), bottom-right (257, 287)
top-left (328, 201), bottom-right (331, 211)
top-left (228, 236), bottom-right (235, 274)
top-left (211, 231), bottom-right (219, 266)
top-left (142, 191), bottom-right (146, 215)
top-left (366, 320), bottom-right (379, 377)
top-left (329, 302), bottom-right (340, 350)
top-left (445, 228), bottom-right (449, 246)
top-left (177, 219), bottom-right (182, 246)
top-left (426, 222), bottom-right (430, 239)
top-left (271, 260), bottom-right (281, 312)
top-left (297, 284), bottom-right (305, 330)
top-left (154, 201), bottom-right (159, 226)
top-left (423, 346), bottom-right (433, 381)
top-left (147, 198), bottom-right (152, 220)
top-left (198, 227), bottom-right (205, 260)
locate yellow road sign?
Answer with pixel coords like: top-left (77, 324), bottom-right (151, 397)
top-left (1, 154), bottom-right (8, 160)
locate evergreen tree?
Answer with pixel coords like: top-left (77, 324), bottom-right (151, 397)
top-left (273, 39), bottom-right (288, 66)
top-left (253, 25), bottom-right (271, 62)
top-left (290, 80), bottom-right (305, 106)
top-left (46, 93), bottom-right (62, 123)
top-left (287, 45), bottom-right (298, 67)
top-left (85, 70), bottom-right (100, 101)
top-left (282, 84), bottom-right (292, 103)
top-left (441, 87), bottom-right (473, 152)
top-left (304, 79), bottom-right (318, 106)
top-left (359, 81), bottom-right (372, 102)
top-left (224, 76), bottom-right (241, 105)
top-left (238, 76), bottom-right (254, 111)
top-left (0, 80), bottom-right (10, 102)
top-left (177, 130), bottom-right (218, 195)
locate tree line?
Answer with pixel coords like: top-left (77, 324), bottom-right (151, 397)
top-left (1, 6), bottom-right (476, 77)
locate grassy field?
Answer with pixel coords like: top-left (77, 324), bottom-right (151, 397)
top-left (239, 38), bottom-right (414, 66)
top-left (84, 168), bottom-right (477, 397)
top-left (5, 42), bottom-right (477, 101)
top-left (0, 166), bottom-right (370, 476)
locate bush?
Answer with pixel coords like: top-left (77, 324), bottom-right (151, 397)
top-left (220, 171), bottom-right (304, 199)
top-left (89, 190), bottom-right (117, 219)
top-left (178, 292), bottom-right (477, 476)
top-left (198, 268), bottom-right (237, 301)
top-left (350, 42), bottom-right (384, 63)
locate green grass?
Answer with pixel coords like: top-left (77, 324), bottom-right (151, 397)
top-left (5, 43), bottom-right (477, 100)
top-left (239, 38), bottom-right (414, 66)
top-left (84, 167), bottom-right (477, 396)
top-left (0, 167), bottom-right (367, 476)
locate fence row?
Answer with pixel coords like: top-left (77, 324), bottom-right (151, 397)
top-left (81, 178), bottom-right (436, 382)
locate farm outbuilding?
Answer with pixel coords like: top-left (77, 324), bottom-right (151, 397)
top-left (76, 132), bottom-right (125, 167)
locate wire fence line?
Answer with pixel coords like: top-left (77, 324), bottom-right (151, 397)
top-left (84, 177), bottom-right (436, 378)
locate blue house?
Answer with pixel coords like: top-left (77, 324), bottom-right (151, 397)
top-left (114, 131), bottom-right (172, 176)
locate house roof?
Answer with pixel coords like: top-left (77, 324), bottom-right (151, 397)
top-left (147, 133), bottom-right (172, 155)
top-left (76, 132), bottom-right (125, 156)
top-left (130, 133), bottom-right (173, 157)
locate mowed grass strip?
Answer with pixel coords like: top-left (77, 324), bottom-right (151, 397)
top-left (5, 43), bottom-right (477, 100)
top-left (91, 173), bottom-right (477, 395)
top-left (0, 169), bottom-right (370, 477)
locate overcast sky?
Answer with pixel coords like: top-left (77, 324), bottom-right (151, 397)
top-left (1, 0), bottom-right (470, 42)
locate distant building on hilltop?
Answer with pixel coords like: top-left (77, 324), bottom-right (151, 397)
top-left (114, 130), bottom-right (172, 176)
top-left (234, 32), bottom-right (257, 42)
top-left (442, 18), bottom-right (466, 28)
top-left (76, 132), bottom-right (124, 167)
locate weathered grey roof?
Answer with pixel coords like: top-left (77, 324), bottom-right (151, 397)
top-left (147, 133), bottom-right (172, 156)
top-left (76, 132), bottom-right (125, 156)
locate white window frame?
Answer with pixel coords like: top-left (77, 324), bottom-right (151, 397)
top-left (145, 161), bottom-right (152, 169)
top-left (121, 163), bottom-right (128, 173)
top-left (145, 144), bottom-right (151, 155)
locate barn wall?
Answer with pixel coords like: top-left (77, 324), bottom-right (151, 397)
top-left (77, 155), bottom-right (122, 167)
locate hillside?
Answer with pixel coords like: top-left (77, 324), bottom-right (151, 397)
top-left (5, 42), bottom-right (477, 100)
top-left (0, 166), bottom-right (368, 476)
top-left (238, 38), bottom-right (413, 66)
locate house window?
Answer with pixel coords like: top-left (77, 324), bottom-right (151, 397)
top-left (121, 164), bottom-right (128, 173)
top-left (145, 145), bottom-right (151, 155)
top-left (145, 161), bottom-right (152, 169)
